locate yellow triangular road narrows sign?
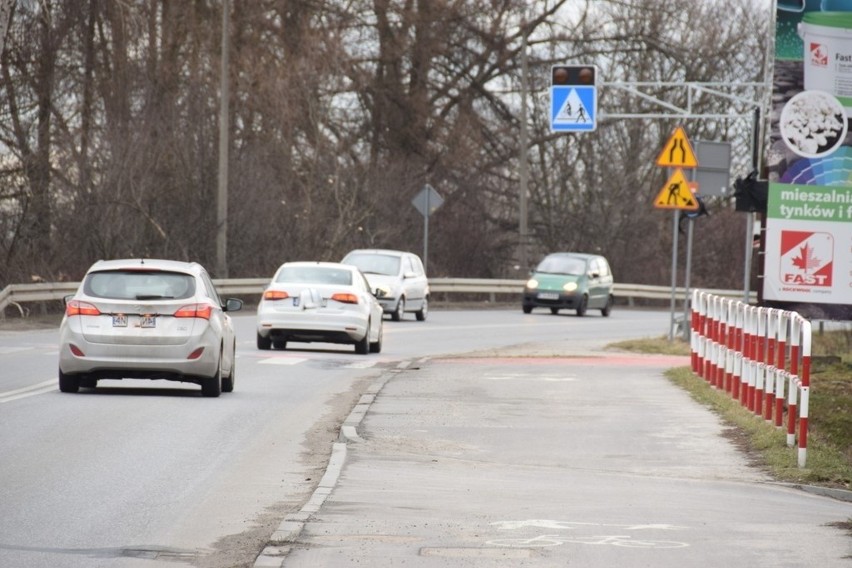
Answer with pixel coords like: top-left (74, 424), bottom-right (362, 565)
top-left (654, 168), bottom-right (699, 210)
top-left (656, 126), bottom-right (698, 168)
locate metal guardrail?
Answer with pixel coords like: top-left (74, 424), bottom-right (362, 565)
top-left (0, 277), bottom-right (755, 319)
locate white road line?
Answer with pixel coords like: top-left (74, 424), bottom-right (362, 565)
top-left (0, 346), bottom-right (31, 355)
top-left (258, 357), bottom-right (309, 366)
top-left (0, 379), bottom-right (57, 403)
top-left (485, 374), bottom-right (576, 382)
top-left (342, 361), bottom-right (377, 369)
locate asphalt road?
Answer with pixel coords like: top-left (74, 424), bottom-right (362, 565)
top-left (0, 306), bottom-right (674, 568)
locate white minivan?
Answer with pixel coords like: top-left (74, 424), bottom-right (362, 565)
top-left (341, 249), bottom-right (430, 321)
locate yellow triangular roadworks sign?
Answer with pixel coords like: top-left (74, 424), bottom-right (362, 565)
top-left (654, 168), bottom-right (699, 210)
top-left (656, 126), bottom-right (698, 168)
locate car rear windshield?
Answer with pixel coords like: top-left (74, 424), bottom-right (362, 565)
top-left (343, 254), bottom-right (400, 276)
top-left (276, 266), bottom-right (353, 285)
top-left (84, 270), bottom-right (196, 300)
top-left (536, 256), bottom-right (587, 275)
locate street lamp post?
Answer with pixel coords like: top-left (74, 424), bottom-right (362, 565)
top-left (216, 0), bottom-right (230, 277)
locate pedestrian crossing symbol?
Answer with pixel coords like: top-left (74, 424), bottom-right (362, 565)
top-left (550, 86), bottom-right (596, 132)
top-left (653, 168), bottom-right (699, 211)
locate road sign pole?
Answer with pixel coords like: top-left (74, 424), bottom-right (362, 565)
top-left (423, 189), bottom-right (430, 274)
top-left (683, 218), bottom-right (694, 340)
top-left (669, 210), bottom-right (679, 341)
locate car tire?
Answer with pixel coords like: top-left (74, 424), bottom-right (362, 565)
top-left (391, 298), bottom-right (404, 322)
top-left (370, 323), bottom-right (383, 353)
top-left (201, 354), bottom-right (223, 397)
top-left (79, 376), bottom-right (98, 389)
top-left (576, 295), bottom-right (588, 317)
top-left (355, 327), bottom-right (370, 355)
top-left (415, 298), bottom-right (428, 321)
top-left (601, 295), bottom-right (614, 317)
top-left (58, 369), bottom-right (80, 393)
top-left (522, 304), bottom-right (533, 314)
top-left (257, 332), bottom-right (271, 350)
top-left (550, 307), bottom-right (559, 315)
top-left (222, 343), bottom-right (236, 393)
top-left (272, 339), bottom-right (287, 350)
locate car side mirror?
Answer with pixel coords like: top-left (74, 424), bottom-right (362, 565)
top-left (225, 298), bottom-right (243, 312)
top-left (403, 271), bottom-right (417, 279)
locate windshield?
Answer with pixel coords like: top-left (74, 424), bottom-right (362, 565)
top-left (535, 256), bottom-right (587, 276)
top-left (84, 270), bottom-right (196, 300)
top-left (343, 254), bottom-right (401, 276)
top-left (276, 266), bottom-right (353, 286)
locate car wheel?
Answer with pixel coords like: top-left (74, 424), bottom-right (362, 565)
top-left (201, 353), bottom-right (223, 397)
top-left (522, 304), bottom-right (533, 314)
top-left (370, 322), bottom-right (383, 353)
top-left (415, 298), bottom-right (428, 321)
top-left (601, 295), bottom-right (614, 317)
top-left (576, 295), bottom-right (588, 317)
top-left (272, 339), bottom-right (287, 350)
top-left (550, 307), bottom-right (559, 315)
top-left (222, 342), bottom-right (236, 393)
top-left (257, 332), bottom-right (271, 350)
top-left (58, 369), bottom-right (80, 393)
top-left (391, 298), bottom-right (404, 322)
top-left (355, 327), bottom-right (370, 355)
top-left (79, 376), bottom-right (98, 389)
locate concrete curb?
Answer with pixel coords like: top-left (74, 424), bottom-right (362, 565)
top-left (791, 483), bottom-right (852, 503)
top-left (252, 359), bottom-right (415, 568)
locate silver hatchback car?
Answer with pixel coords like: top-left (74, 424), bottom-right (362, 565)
top-left (341, 249), bottom-right (429, 321)
top-left (58, 258), bottom-right (243, 397)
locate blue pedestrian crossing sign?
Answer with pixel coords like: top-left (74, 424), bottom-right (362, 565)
top-left (549, 65), bottom-right (597, 133)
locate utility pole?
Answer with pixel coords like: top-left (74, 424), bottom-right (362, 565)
top-left (216, 0), bottom-right (230, 278)
top-left (518, 27), bottom-right (529, 272)
top-left (0, 0), bottom-right (16, 57)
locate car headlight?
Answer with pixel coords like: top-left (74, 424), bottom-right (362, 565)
top-left (525, 278), bottom-right (539, 290)
top-left (562, 282), bottom-right (578, 292)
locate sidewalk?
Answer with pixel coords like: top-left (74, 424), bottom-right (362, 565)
top-left (255, 343), bottom-right (852, 567)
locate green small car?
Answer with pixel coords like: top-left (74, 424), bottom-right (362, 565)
top-left (522, 252), bottom-right (615, 317)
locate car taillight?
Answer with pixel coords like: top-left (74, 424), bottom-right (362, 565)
top-left (66, 300), bottom-right (101, 317)
top-left (174, 303), bottom-right (213, 319)
top-left (263, 290), bottom-right (289, 301)
top-left (331, 293), bottom-right (359, 304)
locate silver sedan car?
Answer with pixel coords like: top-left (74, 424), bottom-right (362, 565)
top-left (58, 258), bottom-right (243, 397)
top-left (256, 261), bottom-right (384, 354)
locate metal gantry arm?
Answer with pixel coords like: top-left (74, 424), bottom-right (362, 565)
top-left (598, 81), bottom-right (770, 120)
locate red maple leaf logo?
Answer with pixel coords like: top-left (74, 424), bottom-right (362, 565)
top-left (791, 243), bottom-right (821, 273)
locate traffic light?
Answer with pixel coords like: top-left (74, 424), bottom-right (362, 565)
top-left (733, 171), bottom-right (768, 213)
top-left (679, 196), bottom-right (709, 233)
top-left (551, 65), bottom-right (596, 87)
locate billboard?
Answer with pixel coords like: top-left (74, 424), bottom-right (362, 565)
top-left (765, 2), bottom-right (852, 320)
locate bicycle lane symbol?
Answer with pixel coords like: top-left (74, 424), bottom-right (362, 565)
top-left (485, 520), bottom-right (690, 549)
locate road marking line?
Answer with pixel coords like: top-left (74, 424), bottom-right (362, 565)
top-left (258, 357), bottom-right (308, 366)
top-left (342, 361), bottom-right (377, 369)
top-left (0, 347), bottom-right (31, 355)
top-left (485, 374), bottom-right (576, 382)
top-left (0, 379), bottom-right (56, 403)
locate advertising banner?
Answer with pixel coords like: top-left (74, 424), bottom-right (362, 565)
top-left (766, 2), bottom-right (852, 319)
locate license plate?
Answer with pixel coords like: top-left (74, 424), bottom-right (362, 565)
top-left (538, 292), bottom-right (559, 300)
top-left (140, 315), bottom-right (157, 328)
top-left (112, 314), bottom-right (128, 327)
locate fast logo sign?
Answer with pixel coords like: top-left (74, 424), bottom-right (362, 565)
top-left (780, 230), bottom-right (833, 288)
